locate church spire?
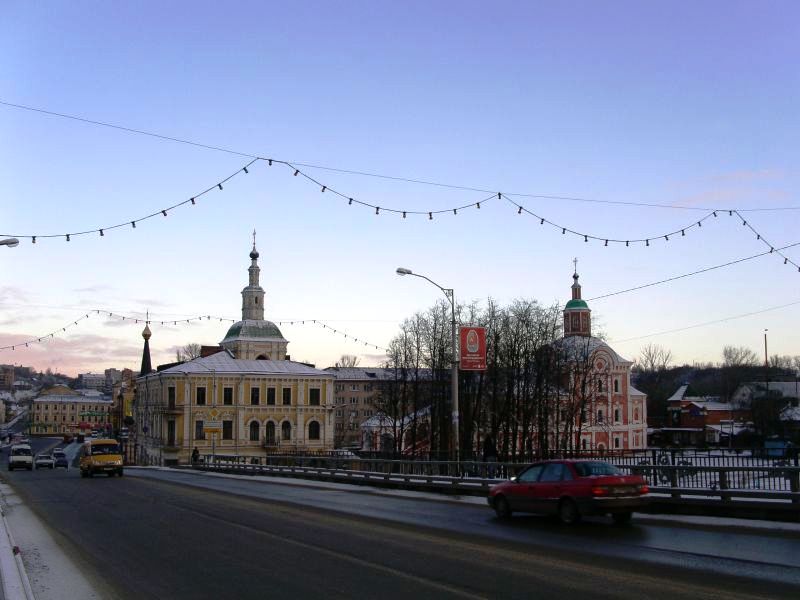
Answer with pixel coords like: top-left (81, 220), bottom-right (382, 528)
top-left (242, 231), bottom-right (265, 320)
top-left (140, 316), bottom-right (153, 374)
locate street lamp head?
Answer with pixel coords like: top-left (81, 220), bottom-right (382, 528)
top-left (0, 238), bottom-right (19, 248)
top-left (396, 267), bottom-right (412, 276)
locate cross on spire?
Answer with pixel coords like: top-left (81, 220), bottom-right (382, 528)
top-left (573, 257), bottom-right (578, 275)
top-left (252, 229), bottom-right (257, 249)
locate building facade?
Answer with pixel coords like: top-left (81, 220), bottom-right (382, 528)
top-left (31, 385), bottom-right (113, 435)
top-left (325, 367), bottom-right (394, 447)
top-left (134, 239), bottom-right (335, 465)
top-left (556, 270), bottom-right (648, 452)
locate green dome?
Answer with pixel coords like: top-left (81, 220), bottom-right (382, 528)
top-left (222, 319), bottom-right (285, 343)
top-left (564, 299), bottom-right (589, 310)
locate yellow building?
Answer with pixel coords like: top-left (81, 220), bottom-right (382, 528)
top-left (134, 238), bottom-right (335, 465)
top-left (31, 385), bottom-right (113, 435)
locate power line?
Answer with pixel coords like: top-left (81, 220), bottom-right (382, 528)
top-left (588, 241), bottom-right (800, 301)
top-left (3, 98), bottom-right (798, 213)
top-left (610, 299), bottom-right (800, 344)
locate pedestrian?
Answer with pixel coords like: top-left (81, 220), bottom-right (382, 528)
top-left (483, 435), bottom-right (498, 478)
top-left (191, 447), bottom-right (200, 465)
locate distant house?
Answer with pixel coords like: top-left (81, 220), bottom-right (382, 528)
top-left (660, 384), bottom-right (752, 446)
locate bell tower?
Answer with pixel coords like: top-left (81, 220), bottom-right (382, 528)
top-left (242, 229), bottom-right (265, 321)
top-left (563, 259), bottom-right (591, 337)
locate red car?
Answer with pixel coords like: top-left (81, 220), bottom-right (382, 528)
top-left (487, 460), bottom-right (649, 524)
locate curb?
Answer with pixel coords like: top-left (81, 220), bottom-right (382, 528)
top-left (0, 506), bottom-right (35, 600)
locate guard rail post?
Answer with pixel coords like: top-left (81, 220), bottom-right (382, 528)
top-left (670, 468), bottom-right (680, 499)
top-left (790, 470), bottom-right (800, 505)
top-left (719, 469), bottom-right (730, 502)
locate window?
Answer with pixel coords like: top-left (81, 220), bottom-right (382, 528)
top-left (281, 421), bottom-right (291, 441)
top-left (167, 420), bottom-right (176, 446)
top-left (614, 437), bottom-right (621, 449)
top-left (196, 387), bottom-right (206, 405)
top-left (581, 438), bottom-right (587, 450)
top-left (282, 388), bottom-right (291, 406)
top-left (597, 378), bottom-right (604, 393)
top-left (308, 421), bottom-right (320, 440)
top-left (350, 397), bottom-right (357, 404)
top-left (265, 422), bottom-right (276, 445)
top-left (597, 409), bottom-right (603, 423)
top-left (309, 388), bottom-right (321, 406)
top-left (518, 464), bottom-right (544, 483)
top-left (540, 463), bottom-right (567, 482)
top-left (350, 384), bottom-right (358, 391)
top-left (223, 387), bottom-right (234, 405)
top-left (222, 420), bottom-right (233, 440)
top-left (195, 420), bottom-right (205, 440)
top-left (167, 386), bottom-right (176, 409)
top-left (336, 410), bottom-right (342, 417)
top-left (580, 409), bottom-right (587, 423)
top-left (267, 387), bottom-right (276, 405)
top-left (250, 387), bottom-right (260, 405)
top-left (614, 379), bottom-right (619, 393)
top-left (249, 421), bottom-right (260, 442)
top-left (614, 408), bottom-right (620, 423)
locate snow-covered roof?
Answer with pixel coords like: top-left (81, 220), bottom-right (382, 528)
top-left (324, 367), bottom-right (395, 381)
top-left (34, 395), bottom-right (112, 404)
top-left (147, 351), bottom-right (331, 378)
top-left (667, 384), bottom-right (689, 402)
top-left (555, 336), bottom-right (631, 365)
top-left (780, 404), bottom-right (800, 422)
top-left (705, 423), bottom-right (754, 435)
top-left (687, 400), bottom-right (736, 412)
top-left (629, 385), bottom-right (646, 396)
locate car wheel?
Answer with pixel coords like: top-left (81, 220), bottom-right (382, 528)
top-left (558, 499), bottom-right (581, 525)
top-left (493, 496), bottom-right (512, 519)
top-left (80, 469), bottom-right (88, 478)
top-left (612, 511), bottom-right (632, 525)
top-left (87, 469), bottom-right (94, 478)
top-left (118, 469), bottom-right (124, 477)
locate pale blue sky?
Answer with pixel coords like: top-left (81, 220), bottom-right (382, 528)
top-left (1, 1), bottom-right (798, 375)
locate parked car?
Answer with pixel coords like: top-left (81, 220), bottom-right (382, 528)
top-left (487, 460), bottom-right (649, 525)
top-left (8, 444), bottom-right (33, 471)
top-left (52, 449), bottom-right (69, 469)
top-left (35, 453), bottom-right (55, 469)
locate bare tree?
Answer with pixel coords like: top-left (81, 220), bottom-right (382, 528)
top-left (722, 345), bottom-right (758, 368)
top-left (335, 354), bottom-right (361, 368)
top-left (637, 343), bottom-right (673, 372)
top-left (175, 343), bottom-right (202, 362)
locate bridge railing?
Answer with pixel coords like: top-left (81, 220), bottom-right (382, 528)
top-left (197, 453), bottom-right (800, 500)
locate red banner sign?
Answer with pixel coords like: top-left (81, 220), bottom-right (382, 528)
top-left (459, 326), bottom-right (487, 370)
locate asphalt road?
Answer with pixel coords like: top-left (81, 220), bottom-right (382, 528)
top-left (1, 440), bottom-right (798, 599)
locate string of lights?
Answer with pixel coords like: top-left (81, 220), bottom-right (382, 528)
top-left (2, 99), bottom-right (798, 213)
top-left (0, 309), bottom-right (388, 352)
top-left (732, 210), bottom-right (800, 273)
top-left (502, 195), bottom-right (717, 247)
top-left (588, 240), bottom-right (800, 301)
top-left (1, 159), bottom-right (258, 242)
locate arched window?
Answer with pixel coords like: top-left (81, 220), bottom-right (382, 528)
top-left (614, 437), bottom-right (621, 449)
top-left (249, 421), bottom-right (260, 442)
top-left (255, 354), bottom-right (269, 360)
top-left (614, 379), bottom-right (619, 393)
top-left (265, 421), bottom-right (276, 445)
top-left (308, 421), bottom-right (320, 440)
top-left (597, 409), bottom-right (603, 423)
top-left (614, 408), bottom-right (620, 423)
top-left (597, 378), bottom-right (604, 393)
top-left (281, 421), bottom-right (291, 441)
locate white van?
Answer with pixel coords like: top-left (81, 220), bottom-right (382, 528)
top-left (8, 444), bottom-right (33, 471)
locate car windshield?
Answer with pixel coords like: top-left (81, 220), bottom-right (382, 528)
top-left (574, 461), bottom-right (623, 477)
top-left (91, 444), bottom-right (120, 455)
top-left (12, 448), bottom-right (32, 456)
top-left (53, 452), bottom-right (66, 458)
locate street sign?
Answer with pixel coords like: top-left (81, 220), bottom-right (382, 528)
top-left (459, 326), bottom-right (487, 370)
top-left (204, 421), bottom-right (222, 434)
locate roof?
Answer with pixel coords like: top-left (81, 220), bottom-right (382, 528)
top-left (555, 335), bottom-right (631, 365)
top-left (667, 384), bottom-right (689, 402)
top-left (34, 395), bottom-right (113, 404)
top-left (781, 404), bottom-right (800, 422)
top-left (221, 319), bottom-right (287, 344)
top-left (629, 385), bottom-right (646, 396)
top-left (147, 351), bottom-right (330, 378)
top-left (564, 299), bottom-right (589, 310)
top-left (686, 400), bottom-right (736, 412)
top-left (324, 367), bottom-right (395, 381)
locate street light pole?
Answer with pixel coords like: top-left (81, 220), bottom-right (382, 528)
top-left (396, 267), bottom-right (459, 463)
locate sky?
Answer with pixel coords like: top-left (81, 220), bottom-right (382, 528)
top-left (1, 1), bottom-right (799, 376)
